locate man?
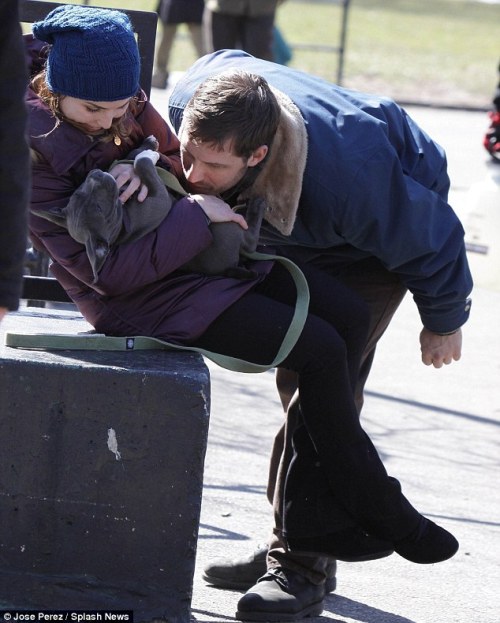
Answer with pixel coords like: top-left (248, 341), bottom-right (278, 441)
top-left (0, 0), bottom-right (30, 324)
top-left (168, 50), bottom-right (472, 621)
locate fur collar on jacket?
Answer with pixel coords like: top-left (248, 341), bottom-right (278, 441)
top-left (239, 87), bottom-right (307, 236)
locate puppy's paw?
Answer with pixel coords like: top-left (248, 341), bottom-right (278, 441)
top-left (135, 150), bottom-right (160, 165)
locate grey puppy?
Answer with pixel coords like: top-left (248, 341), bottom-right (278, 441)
top-left (32, 137), bottom-right (266, 282)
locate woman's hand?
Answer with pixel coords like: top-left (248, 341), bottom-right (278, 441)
top-left (108, 162), bottom-right (149, 203)
top-left (192, 194), bottom-right (248, 229)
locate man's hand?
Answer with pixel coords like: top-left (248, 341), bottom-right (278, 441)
top-left (191, 194), bottom-right (248, 229)
top-left (108, 162), bottom-right (149, 203)
top-left (420, 327), bottom-right (462, 368)
top-left (0, 307), bottom-right (7, 324)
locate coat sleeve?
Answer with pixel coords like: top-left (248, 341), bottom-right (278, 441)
top-left (30, 197), bottom-right (214, 296)
top-left (337, 142), bottom-right (472, 333)
top-left (93, 199), bottom-right (213, 296)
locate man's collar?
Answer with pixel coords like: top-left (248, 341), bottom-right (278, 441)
top-left (238, 86), bottom-right (308, 236)
top-left (220, 162), bottom-right (264, 206)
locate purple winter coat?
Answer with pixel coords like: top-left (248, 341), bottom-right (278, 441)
top-left (27, 45), bottom-right (270, 345)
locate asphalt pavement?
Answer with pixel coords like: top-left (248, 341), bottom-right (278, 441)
top-left (149, 84), bottom-right (500, 623)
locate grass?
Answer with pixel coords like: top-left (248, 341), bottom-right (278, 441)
top-left (279, 0), bottom-right (498, 108)
top-left (33, 0), bottom-right (498, 108)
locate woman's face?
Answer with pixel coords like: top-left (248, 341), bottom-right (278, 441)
top-left (58, 96), bottom-right (131, 134)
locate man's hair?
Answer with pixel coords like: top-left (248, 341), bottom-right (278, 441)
top-left (182, 70), bottom-right (281, 159)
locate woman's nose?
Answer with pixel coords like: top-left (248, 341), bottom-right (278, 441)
top-left (99, 111), bottom-right (115, 130)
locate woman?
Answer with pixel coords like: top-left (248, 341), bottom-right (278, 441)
top-left (26, 5), bottom-right (458, 620)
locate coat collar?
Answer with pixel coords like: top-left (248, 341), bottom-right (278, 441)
top-left (239, 86), bottom-right (308, 236)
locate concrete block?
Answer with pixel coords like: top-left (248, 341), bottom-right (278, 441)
top-left (0, 309), bottom-right (211, 622)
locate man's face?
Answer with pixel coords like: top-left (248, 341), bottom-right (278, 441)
top-left (178, 126), bottom-right (267, 196)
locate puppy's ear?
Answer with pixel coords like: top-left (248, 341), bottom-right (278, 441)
top-left (30, 206), bottom-right (68, 228)
top-left (85, 237), bottom-right (110, 283)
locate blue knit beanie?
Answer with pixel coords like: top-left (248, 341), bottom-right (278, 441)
top-left (32, 5), bottom-right (140, 101)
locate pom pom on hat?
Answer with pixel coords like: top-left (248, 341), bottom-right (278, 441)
top-left (32, 4), bottom-right (140, 101)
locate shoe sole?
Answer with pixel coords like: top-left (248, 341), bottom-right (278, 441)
top-left (340, 547), bottom-right (394, 562)
top-left (235, 600), bottom-right (323, 621)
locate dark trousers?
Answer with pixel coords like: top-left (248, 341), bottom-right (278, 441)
top-left (195, 256), bottom-right (419, 579)
top-left (267, 247), bottom-right (408, 582)
top-left (204, 9), bottom-right (276, 61)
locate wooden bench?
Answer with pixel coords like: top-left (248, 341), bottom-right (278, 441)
top-left (0, 5), bottom-right (210, 622)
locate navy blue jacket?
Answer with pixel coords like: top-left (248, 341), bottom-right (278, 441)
top-left (169, 50), bottom-right (473, 333)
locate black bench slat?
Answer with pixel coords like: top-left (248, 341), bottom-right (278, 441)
top-left (22, 275), bottom-right (71, 303)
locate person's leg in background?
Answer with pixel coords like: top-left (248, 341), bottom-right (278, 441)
top-left (152, 21), bottom-right (177, 89)
top-left (153, 0), bottom-right (205, 89)
top-left (186, 21), bottom-right (204, 58)
top-left (241, 13), bottom-right (276, 61)
top-left (204, 8), bottom-right (276, 62)
top-left (203, 8), bottom-right (241, 54)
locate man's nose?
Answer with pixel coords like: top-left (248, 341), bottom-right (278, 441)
top-left (184, 161), bottom-right (205, 184)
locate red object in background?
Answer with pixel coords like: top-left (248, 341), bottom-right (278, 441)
top-left (484, 111), bottom-right (500, 162)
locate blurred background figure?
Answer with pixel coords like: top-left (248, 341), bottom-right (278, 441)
top-left (204, 0), bottom-right (283, 62)
top-left (152, 0), bottom-right (205, 89)
top-left (483, 60), bottom-right (500, 162)
top-left (272, 24), bottom-right (292, 65)
top-left (0, 0), bottom-right (30, 324)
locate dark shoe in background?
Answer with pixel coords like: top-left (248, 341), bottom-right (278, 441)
top-left (203, 543), bottom-right (337, 593)
top-left (202, 544), bottom-right (268, 590)
top-left (151, 69), bottom-right (169, 89)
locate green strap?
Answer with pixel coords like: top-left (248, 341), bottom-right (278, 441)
top-left (154, 166), bottom-right (188, 196)
top-left (6, 253), bottom-right (309, 374)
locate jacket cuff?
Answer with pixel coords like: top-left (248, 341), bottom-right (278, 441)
top-left (420, 297), bottom-right (472, 334)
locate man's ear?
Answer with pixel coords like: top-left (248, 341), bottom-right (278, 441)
top-left (247, 145), bottom-right (268, 167)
